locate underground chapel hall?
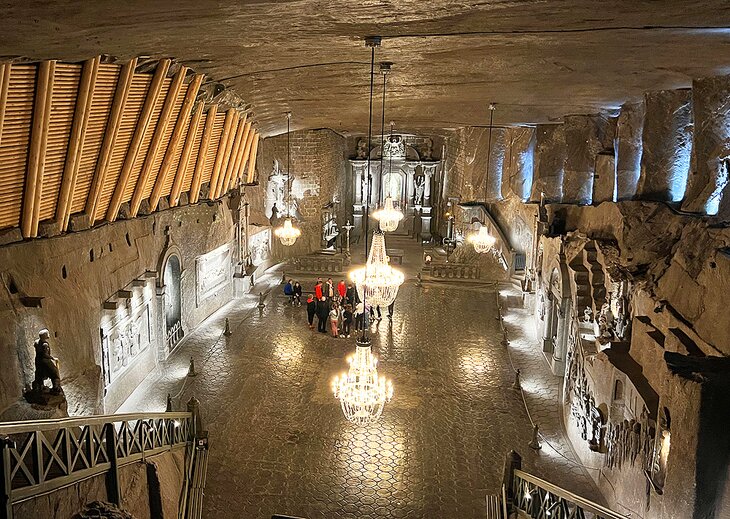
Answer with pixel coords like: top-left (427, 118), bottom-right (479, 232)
top-left (1, 2), bottom-right (730, 519)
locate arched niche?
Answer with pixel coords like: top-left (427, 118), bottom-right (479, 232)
top-left (541, 255), bottom-right (571, 376)
top-left (159, 247), bottom-right (184, 351)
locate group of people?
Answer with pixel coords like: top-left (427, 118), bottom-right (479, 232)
top-left (284, 277), bottom-right (394, 339)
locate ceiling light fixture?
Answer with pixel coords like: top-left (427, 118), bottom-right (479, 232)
top-left (334, 36), bottom-right (396, 426)
top-left (274, 112), bottom-right (301, 246)
top-left (468, 103), bottom-right (498, 254)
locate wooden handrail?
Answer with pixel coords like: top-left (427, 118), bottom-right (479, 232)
top-left (514, 469), bottom-right (628, 518)
top-left (0, 412), bottom-right (192, 434)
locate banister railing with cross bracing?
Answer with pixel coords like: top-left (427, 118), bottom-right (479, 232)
top-left (0, 411), bottom-right (201, 519)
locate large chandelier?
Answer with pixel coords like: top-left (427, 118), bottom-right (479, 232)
top-left (274, 217), bottom-right (301, 246)
top-left (274, 112), bottom-right (301, 246)
top-left (332, 337), bottom-right (394, 425)
top-left (350, 231), bottom-right (404, 307)
top-left (373, 196), bottom-right (403, 232)
top-left (468, 224), bottom-right (496, 253)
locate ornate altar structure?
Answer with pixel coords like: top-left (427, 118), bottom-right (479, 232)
top-left (349, 135), bottom-right (440, 241)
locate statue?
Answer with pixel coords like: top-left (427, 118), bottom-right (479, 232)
top-left (583, 306), bottom-right (593, 323)
top-left (414, 175), bottom-right (425, 206)
top-left (356, 139), bottom-right (368, 159)
top-left (269, 203), bottom-right (279, 225)
top-left (32, 329), bottom-right (62, 395)
top-left (422, 138), bottom-right (434, 160)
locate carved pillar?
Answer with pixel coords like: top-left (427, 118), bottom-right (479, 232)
top-left (552, 297), bottom-right (570, 376)
top-left (637, 89), bottom-right (693, 203)
top-left (350, 161), bottom-right (367, 236)
top-left (542, 295), bottom-right (555, 353)
top-left (155, 283), bottom-right (167, 362)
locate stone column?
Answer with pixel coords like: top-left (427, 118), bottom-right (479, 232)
top-left (542, 295), bottom-right (554, 353)
top-left (562, 115), bottom-right (614, 205)
top-left (682, 75), bottom-right (730, 216)
top-left (531, 124), bottom-right (566, 203)
top-left (351, 161), bottom-right (367, 235)
top-left (552, 298), bottom-right (570, 376)
top-left (155, 283), bottom-right (167, 362)
top-left (616, 101), bottom-right (645, 200)
top-left (485, 128), bottom-right (508, 202)
top-left (637, 89), bottom-right (693, 203)
top-left (506, 127), bottom-right (535, 201)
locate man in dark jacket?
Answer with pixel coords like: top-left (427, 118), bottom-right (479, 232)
top-left (316, 297), bottom-right (330, 333)
top-left (306, 295), bottom-right (317, 329)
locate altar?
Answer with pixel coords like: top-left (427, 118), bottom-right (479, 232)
top-left (349, 135), bottom-right (440, 241)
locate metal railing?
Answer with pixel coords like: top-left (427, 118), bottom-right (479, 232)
top-left (0, 411), bottom-right (196, 519)
top-left (513, 469), bottom-right (627, 519)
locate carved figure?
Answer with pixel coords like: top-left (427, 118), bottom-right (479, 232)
top-left (33, 329), bottom-right (62, 394)
top-left (414, 175), bottom-right (425, 206)
top-left (422, 138), bottom-right (434, 160)
top-left (583, 306), bottom-right (593, 323)
top-left (356, 139), bottom-right (368, 159)
top-left (270, 203), bottom-right (279, 225)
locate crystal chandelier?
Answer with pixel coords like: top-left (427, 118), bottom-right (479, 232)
top-left (274, 112), bottom-right (301, 246)
top-left (350, 231), bottom-right (404, 307)
top-left (274, 217), bottom-right (301, 246)
top-left (373, 196), bottom-right (403, 232)
top-left (468, 224), bottom-right (496, 253)
top-left (470, 103), bottom-right (497, 254)
top-left (332, 337), bottom-right (394, 425)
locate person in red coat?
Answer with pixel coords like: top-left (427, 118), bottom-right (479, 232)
top-left (337, 279), bottom-right (347, 301)
top-left (314, 280), bottom-right (323, 300)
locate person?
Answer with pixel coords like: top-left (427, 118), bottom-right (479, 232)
top-left (326, 278), bottom-right (335, 299)
top-left (315, 280), bottom-right (323, 300)
top-left (369, 304), bottom-right (382, 321)
top-left (388, 301), bottom-right (395, 320)
top-left (293, 281), bottom-right (302, 306)
top-left (343, 304), bottom-right (353, 338)
top-left (329, 302), bottom-right (340, 337)
top-left (354, 302), bottom-right (366, 331)
top-left (33, 329), bottom-right (62, 394)
top-left (337, 279), bottom-right (347, 302)
top-left (316, 297), bottom-right (329, 333)
top-left (346, 283), bottom-right (356, 305)
top-left (283, 279), bottom-right (294, 304)
top-left (306, 295), bottom-right (316, 329)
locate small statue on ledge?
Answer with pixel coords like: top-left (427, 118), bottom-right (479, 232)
top-left (31, 329), bottom-right (63, 396)
top-left (356, 139), bottom-right (368, 159)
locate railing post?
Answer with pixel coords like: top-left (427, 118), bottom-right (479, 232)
top-left (105, 424), bottom-right (121, 506)
top-left (502, 450), bottom-right (521, 512)
top-left (0, 436), bottom-right (14, 519)
top-left (187, 397), bottom-right (203, 439)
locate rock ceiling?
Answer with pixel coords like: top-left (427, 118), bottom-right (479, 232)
top-left (3, 1), bottom-right (730, 136)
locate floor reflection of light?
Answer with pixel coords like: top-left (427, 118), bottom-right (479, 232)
top-left (334, 421), bottom-right (407, 492)
top-left (273, 335), bottom-right (305, 365)
top-left (459, 347), bottom-right (496, 377)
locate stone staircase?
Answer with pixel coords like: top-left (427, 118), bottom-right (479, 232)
top-left (569, 241), bottom-right (607, 318)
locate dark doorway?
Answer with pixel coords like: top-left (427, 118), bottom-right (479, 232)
top-left (164, 255), bottom-right (183, 350)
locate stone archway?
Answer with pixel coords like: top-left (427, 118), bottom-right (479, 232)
top-left (542, 258), bottom-right (571, 376)
top-left (162, 254), bottom-right (183, 351)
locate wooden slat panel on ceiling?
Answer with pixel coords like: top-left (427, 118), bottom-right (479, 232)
top-left (181, 110), bottom-right (205, 193)
top-left (94, 72), bottom-right (150, 220)
top-left (202, 112), bottom-right (225, 186)
top-left (0, 64), bottom-right (35, 229)
top-left (39, 63), bottom-right (81, 221)
top-left (161, 105), bottom-right (191, 198)
top-left (121, 77), bottom-right (170, 203)
top-left (71, 63), bottom-right (118, 214)
top-left (140, 85), bottom-right (185, 200)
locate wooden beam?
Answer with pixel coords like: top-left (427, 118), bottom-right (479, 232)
top-left (56, 56), bottom-right (100, 231)
top-left (221, 114), bottom-right (247, 195)
top-left (22, 60), bottom-right (55, 238)
top-left (105, 58), bottom-right (171, 222)
top-left (238, 125), bottom-right (256, 184)
top-left (231, 121), bottom-right (252, 188)
top-left (0, 63), bottom-right (10, 151)
top-left (245, 132), bottom-right (260, 184)
top-left (149, 72), bottom-right (203, 211)
top-left (208, 108), bottom-right (236, 200)
top-left (170, 101), bottom-right (203, 207)
top-left (189, 104), bottom-right (217, 204)
top-left (85, 58), bottom-right (137, 223)
top-left (130, 65), bottom-right (185, 216)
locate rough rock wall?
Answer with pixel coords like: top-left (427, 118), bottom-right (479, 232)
top-left (257, 129), bottom-right (348, 258)
top-left (12, 449), bottom-right (186, 519)
top-left (562, 115), bottom-right (614, 205)
top-left (503, 127), bottom-right (535, 202)
top-left (0, 202), bottom-right (235, 415)
top-left (637, 89), bottom-right (693, 203)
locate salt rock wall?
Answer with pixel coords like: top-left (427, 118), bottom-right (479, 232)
top-left (531, 124), bottom-right (566, 203)
top-left (0, 201), bottom-right (235, 416)
top-left (257, 128), bottom-right (348, 258)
